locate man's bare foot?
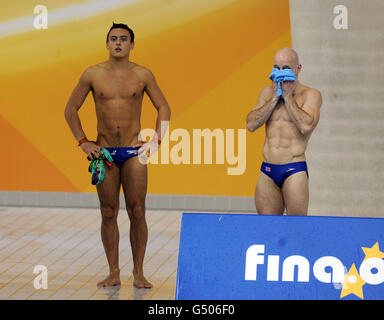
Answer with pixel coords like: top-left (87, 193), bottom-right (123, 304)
top-left (133, 272), bottom-right (153, 289)
top-left (97, 269), bottom-right (121, 288)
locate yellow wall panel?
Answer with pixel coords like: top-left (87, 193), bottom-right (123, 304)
top-left (1, 0), bottom-right (291, 195)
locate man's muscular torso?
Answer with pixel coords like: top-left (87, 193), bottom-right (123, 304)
top-left (88, 61), bottom-right (146, 148)
top-left (262, 84), bottom-right (313, 164)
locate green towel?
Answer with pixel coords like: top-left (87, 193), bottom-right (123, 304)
top-left (88, 148), bottom-right (114, 185)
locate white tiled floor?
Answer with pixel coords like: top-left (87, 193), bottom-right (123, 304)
top-left (0, 206), bottom-right (182, 300)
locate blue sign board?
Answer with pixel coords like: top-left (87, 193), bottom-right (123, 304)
top-left (175, 213), bottom-right (384, 300)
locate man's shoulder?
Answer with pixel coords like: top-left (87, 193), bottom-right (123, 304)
top-left (260, 85), bottom-right (273, 98)
top-left (300, 85), bottom-right (322, 107)
top-left (87, 62), bottom-right (110, 73)
top-left (130, 63), bottom-right (153, 77)
top-left (81, 63), bottom-right (106, 79)
top-left (130, 63), bottom-right (155, 83)
top-left (301, 85), bottom-right (321, 98)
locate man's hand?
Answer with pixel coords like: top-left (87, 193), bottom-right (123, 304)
top-left (271, 81), bottom-right (281, 104)
top-left (134, 140), bottom-right (160, 165)
top-left (272, 80), bottom-right (279, 97)
top-left (281, 80), bottom-right (296, 99)
top-left (80, 142), bottom-right (102, 160)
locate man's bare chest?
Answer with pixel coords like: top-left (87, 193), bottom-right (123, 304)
top-left (91, 71), bottom-right (145, 100)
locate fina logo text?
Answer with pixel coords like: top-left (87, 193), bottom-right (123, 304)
top-left (244, 242), bottom-right (384, 299)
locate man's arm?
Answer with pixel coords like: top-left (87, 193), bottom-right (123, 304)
top-left (64, 68), bottom-right (101, 158)
top-left (282, 83), bottom-right (322, 136)
top-left (246, 84), bottom-right (279, 132)
top-left (142, 67), bottom-right (171, 142)
top-left (133, 67), bottom-right (171, 163)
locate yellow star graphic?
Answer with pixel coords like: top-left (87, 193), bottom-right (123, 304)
top-left (362, 242), bottom-right (384, 261)
top-left (340, 263), bottom-right (365, 299)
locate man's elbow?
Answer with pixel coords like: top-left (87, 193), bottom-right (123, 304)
top-left (166, 106), bottom-right (171, 119)
top-left (159, 104), bottom-right (171, 120)
top-left (247, 123), bottom-right (256, 132)
top-left (64, 104), bottom-right (76, 122)
top-left (299, 124), bottom-right (313, 136)
top-left (64, 105), bottom-right (70, 120)
top-left (246, 118), bottom-right (257, 132)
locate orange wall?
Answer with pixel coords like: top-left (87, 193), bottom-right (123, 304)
top-left (0, 0), bottom-right (291, 196)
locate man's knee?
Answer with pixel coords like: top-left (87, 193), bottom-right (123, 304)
top-left (126, 202), bottom-right (145, 223)
top-left (100, 203), bottom-right (119, 220)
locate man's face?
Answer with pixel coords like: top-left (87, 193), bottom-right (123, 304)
top-left (106, 28), bottom-right (134, 58)
top-left (273, 53), bottom-right (301, 78)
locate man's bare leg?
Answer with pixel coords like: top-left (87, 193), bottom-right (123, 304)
top-left (96, 164), bottom-right (122, 287)
top-left (255, 172), bottom-right (285, 215)
top-left (121, 157), bottom-right (152, 288)
top-left (282, 171), bottom-right (309, 216)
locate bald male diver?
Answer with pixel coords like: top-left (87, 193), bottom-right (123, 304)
top-left (246, 47), bottom-right (322, 215)
top-left (65, 23), bottom-right (171, 288)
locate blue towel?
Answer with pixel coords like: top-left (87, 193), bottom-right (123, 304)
top-left (269, 68), bottom-right (296, 97)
